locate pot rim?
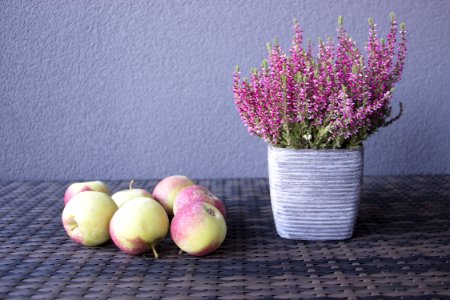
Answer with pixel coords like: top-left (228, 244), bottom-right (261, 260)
top-left (268, 144), bottom-right (363, 153)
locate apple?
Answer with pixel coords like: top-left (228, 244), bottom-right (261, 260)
top-left (152, 175), bottom-right (194, 215)
top-left (173, 185), bottom-right (227, 218)
top-left (64, 181), bottom-right (110, 205)
top-left (170, 202), bottom-right (226, 256)
top-left (62, 191), bottom-right (118, 246)
top-left (110, 197), bottom-right (169, 257)
top-left (111, 180), bottom-right (153, 208)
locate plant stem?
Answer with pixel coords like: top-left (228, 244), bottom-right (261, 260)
top-left (129, 179), bottom-right (135, 191)
top-left (151, 243), bottom-right (159, 259)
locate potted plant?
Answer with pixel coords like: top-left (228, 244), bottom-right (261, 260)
top-left (233, 14), bottom-right (407, 240)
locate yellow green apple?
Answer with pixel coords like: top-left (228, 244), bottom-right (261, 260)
top-left (110, 197), bottom-right (169, 257)
top-left (62, 191), bottom-right (118, 246)
top-left (170, 202), bottom-right (226, 256)
top-left (64, 181), bottom-right (110, 205)
top-left (173, 185), bottom-right (227, 218)
top-left (111, 180), bottom-right (153, 208)
top-left (152, 175), bottom-right (194, 215)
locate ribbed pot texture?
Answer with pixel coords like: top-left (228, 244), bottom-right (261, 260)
top-left (268, 145), bottom-right (363, 240)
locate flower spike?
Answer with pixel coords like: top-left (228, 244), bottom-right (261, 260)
top-left (233, 14), bottom-right (408, 149)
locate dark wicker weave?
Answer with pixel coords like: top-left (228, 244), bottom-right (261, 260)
top-left (0, 177), bottom-right (449, 299)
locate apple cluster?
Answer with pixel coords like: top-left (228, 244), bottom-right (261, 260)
top-left (61, 176), bottom-right (227, 258)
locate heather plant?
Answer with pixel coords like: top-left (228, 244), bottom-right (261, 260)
top-left (233, 13), bottom-right (407, 149)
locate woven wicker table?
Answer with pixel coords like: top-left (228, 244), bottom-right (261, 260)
top-left (0, 177), bottom-right (449, 299)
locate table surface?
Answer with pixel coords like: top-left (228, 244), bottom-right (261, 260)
top-left (0, 177), bottom-right (449, 299)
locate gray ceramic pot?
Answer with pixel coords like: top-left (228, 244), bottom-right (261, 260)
top-left (268, 145), bottom-right (363, 240)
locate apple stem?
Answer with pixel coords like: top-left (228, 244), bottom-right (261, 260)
top-left (71, 224), bottom-right (78, 231)
top-left (129, 179), bottom-right (135, 191)
top-left (151, 243), bottom-right (159, 259)
top-left (178, 249), bottom-right (183, 255)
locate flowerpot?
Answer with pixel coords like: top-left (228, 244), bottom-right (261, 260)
top-left (267, 145), bottom-right (363, 240)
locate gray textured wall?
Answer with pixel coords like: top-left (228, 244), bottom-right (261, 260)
top-left (1, 1), bottom-right (449, 180)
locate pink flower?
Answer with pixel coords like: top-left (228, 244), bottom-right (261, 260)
top-left (233, 14), bottom-right (408, 149)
